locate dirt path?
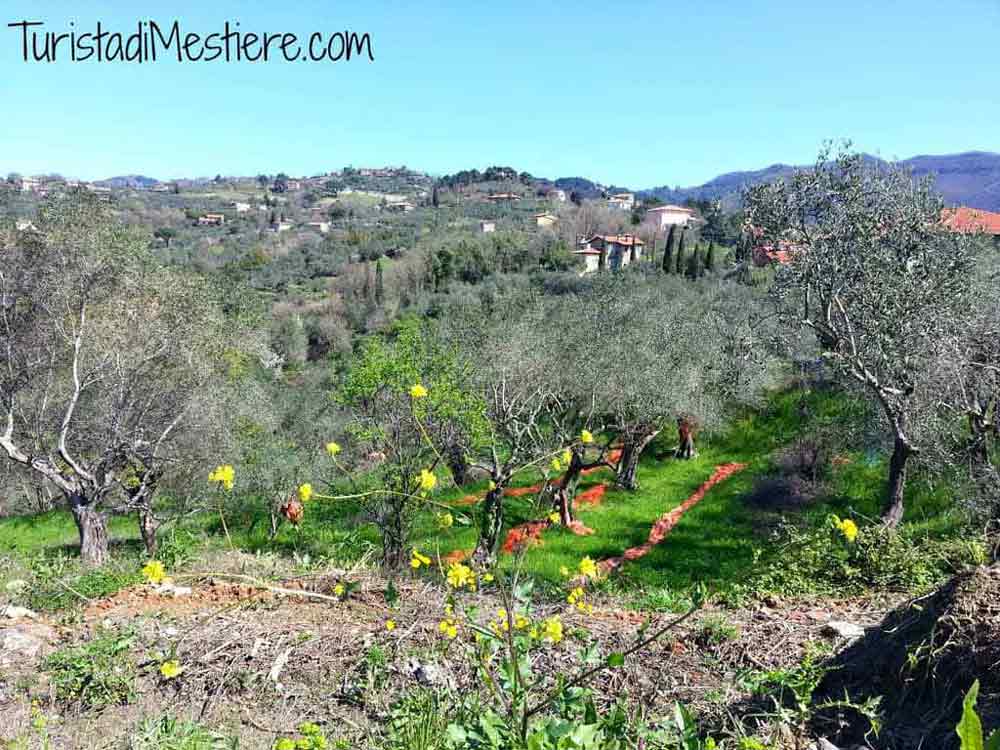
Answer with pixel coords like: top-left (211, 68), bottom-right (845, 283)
top-left (598, 462), bottom-right (747, 575)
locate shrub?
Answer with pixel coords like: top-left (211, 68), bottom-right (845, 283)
top-left (743, 516), bottom-right (981, 597)
top-left (45, 627), bottom-right (137, 709)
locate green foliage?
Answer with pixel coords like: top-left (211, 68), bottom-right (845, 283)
top-left (956, 681), bottom-right (1000, 750)
top-left (385, 690), bottom-right (450, 750)
top-left (45, 628), bottom-right (138, 709)
top-left (273, 722), bottom-right (331, 750)
top-left (737, 642), bottom-right (831, 720)
top-left (130, 715), bottom-right (239, 750)
top-left (695, 614), bottom-right (739, 646)
top-left (743, 516), bottom-right (979, 597)
top-left (6, 550), bottom-right (143, 612)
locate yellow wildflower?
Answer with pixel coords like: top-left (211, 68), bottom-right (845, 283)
top-left (298, 483), bottom-right (313, 503)
top-left (385, 619), bottom-right (396, 631)
top-left (514, 614), bottom-right (529, 630)
top-left (488, 481), bottom-right (497, 491)
top-left (578, 556), bottom-right (599, 579)
top-left (837, 517), bottom-right (859, 543)
top-left (438, 619), bottom-right (458, 639)
top-left (410, 548), bottom-right (432, 569)
top-left (580, 430), bottom-right (594, 445)
top-left (446, 562), bottom-right (475, 590)
top-left (409, 383), bottom-right (428, 399)
top-left (550, 458), bottom-right (563, 473)
top-left (417, 469), bottom-right (437, 492)
top-left (548, 512), bottom-right (561, 524)
top-left (142, 560), bottom-right (166, 585)
top-left (541, 616), bottom-right (563, 643)
top-left (333, 583), bottom-right (346, 597)
top-left (159, 660), bottom-right (182, 679)
top-left (325, 441), bottom-right (342, 457)
top-left (482, 573), bottom-right (494, 583)
top-left (561, 448), bottom-right (573, 465)
top-left (437, 512), bottom-right (454, 529)
top-left (567, 586), bottom-right (585, 605)
top-left (208, 464), bottom-right (235, 491)
top-left (559, 565), bottom-right (570, 578)
top-left (275, 740), bottom-right (296, 750)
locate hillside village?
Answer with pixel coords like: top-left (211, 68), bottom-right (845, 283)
top-left (1, 152), bottom-right (1000, 750)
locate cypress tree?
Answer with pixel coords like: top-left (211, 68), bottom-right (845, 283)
top-left (661, 225), bottom-right (676, 273)
top-left (432, 184), bottom-right (440, 208)
top-left (375, 257), bottom-right (385, 306)
top-left (675, 229), bottom-right (686, 275)
top-left (362, 262), bottom-right (372, 301)
top-left (706, 241), bottom-right (717, 272)
top-left (686, 247), bottom-right (700, 279)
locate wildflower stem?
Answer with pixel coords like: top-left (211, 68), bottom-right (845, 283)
top-left (522, 604), bottom-right (701, 721)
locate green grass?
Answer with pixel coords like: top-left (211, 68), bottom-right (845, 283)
top-left (0, 387), bottom-right (975, 606)
top-left (0, 509), bottom-right (138, 555)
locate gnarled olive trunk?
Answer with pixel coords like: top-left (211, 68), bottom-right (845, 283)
top-left (69, 493), bottom-right (110, 567)
top-left (138, 507), bottom-right (159, 556)
top-left (472, 485), bottom-right (505, 567)
top-left (379, 498), bottom-right (408, 571)
top-left (615, 430), bottom-right (660, 490)
top-left (968, 401), bottom-right (995, 467)
top-left (446, 443), bottom-right (469, 487)
top-left (882, 436), bottom-right (913, 529)
top-left (554, 453), bottom-right (584, 525)
top-left (675, 417), bottom-right (698, 460)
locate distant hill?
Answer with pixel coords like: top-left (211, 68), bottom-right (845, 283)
top-left (638, 152), bottom-right (1000, 212)
top-left (95, 175), bottom-right (160, 189)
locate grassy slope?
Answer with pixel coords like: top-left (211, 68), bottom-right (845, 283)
top-left (0, 388), bottom-right (968, 603)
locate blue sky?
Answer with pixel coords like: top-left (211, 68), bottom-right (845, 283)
top-left (2, 1), bottom-right (999, 187)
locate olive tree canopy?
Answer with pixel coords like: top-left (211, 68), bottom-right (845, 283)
top-left (745, 148), bottom-right (981, 526)
top-left (0, 192), bottom-right (249, 563)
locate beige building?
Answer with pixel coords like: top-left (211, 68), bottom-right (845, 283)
top-left (535, 212), bottom-right (558, 228)
top-left (574, 234), bottom-right (644, 272)
top-left (643, 204), bottom-right (695, 230)
top-left (197, 213), bottom-right (226, 226)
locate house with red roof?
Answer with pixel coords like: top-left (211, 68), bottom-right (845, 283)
top-left (574, 234), bottom-right (644, 273)
top-left (942, 207), bottom-right (1000, 237)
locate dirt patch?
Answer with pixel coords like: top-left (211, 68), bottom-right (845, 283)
top-left (814, 563), bottom-right (1000, 749)
top-left (599, 463), bottom-right (748, 575)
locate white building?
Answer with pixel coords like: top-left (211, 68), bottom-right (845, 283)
top-left (306, 221), bottom-right (331, 234)
top-left (479, 220), bottom-right (496, 233)
top-left (607, 193), bottom-right (635, 211)
top-left (233, 201), bottom-right (251, 213)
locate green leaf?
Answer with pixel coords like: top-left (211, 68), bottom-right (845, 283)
top-left (957, 680), bottom-right (984, 750)
top-left (606, 652), bottom-right (625, 668)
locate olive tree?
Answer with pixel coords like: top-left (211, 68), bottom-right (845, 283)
top-left (445, 298), bottom-right (554, 566)
top-left (337, 318), bottom-right (485, 570)
top-left (745, 148), bottom-right (981, 526)
top-left (0, 193), bottom-right (245, 563)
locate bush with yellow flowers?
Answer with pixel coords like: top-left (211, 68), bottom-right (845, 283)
top-left (422, 559), bottom-right (705, 750)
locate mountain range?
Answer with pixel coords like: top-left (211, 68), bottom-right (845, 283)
top-left (637, 151), bottom-right (1000, 212)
